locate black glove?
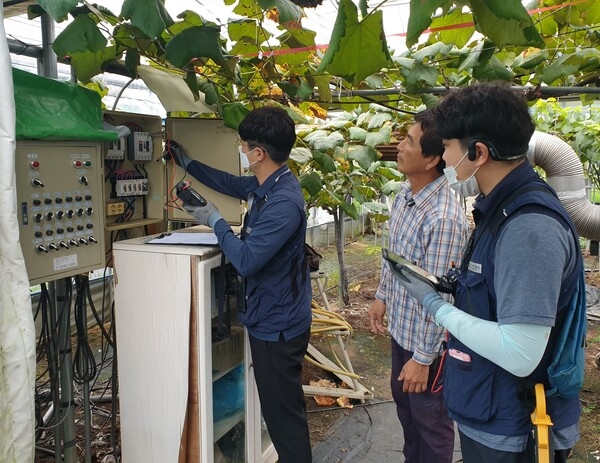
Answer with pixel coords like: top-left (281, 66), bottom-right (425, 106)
top-left (163, 140), bottom-right (192, 169)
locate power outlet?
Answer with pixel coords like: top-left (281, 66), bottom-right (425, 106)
top-left (106, 202), bottom-right (125, 216)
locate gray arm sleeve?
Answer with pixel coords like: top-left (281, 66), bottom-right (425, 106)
top-left (435, 305), bottom-right (550, 376)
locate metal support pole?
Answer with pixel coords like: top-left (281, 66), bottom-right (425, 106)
top-left (338, 208), bottom-right (345, 304)
top-left (79, 283), bottom-right (92, 463)
top-left (57, 278), bottom-right (76, 463)
top-left (47, 282), bottom-right (63, 462)
top-left (83, 383), bottom-right (92, 463)
top-left (40, 13), bottom-right (57, 78)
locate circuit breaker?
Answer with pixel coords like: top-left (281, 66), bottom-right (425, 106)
top-left (15, 141), bottom-right (106, 285)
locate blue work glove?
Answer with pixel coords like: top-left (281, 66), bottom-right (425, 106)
top-left (163, 140), bottom-right (192, 170)
top-left (391, 265), bottom-right (447, 318)
top-left (183, 202), bottom-right (223, 228)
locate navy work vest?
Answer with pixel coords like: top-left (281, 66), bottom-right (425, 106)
top-left (443, 162), bottom-right (582, 436)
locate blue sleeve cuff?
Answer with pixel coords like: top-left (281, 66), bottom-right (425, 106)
top-left (422, 292), bottom-right (447, 318)
top-left (208, 212), bottom-right (224, 229)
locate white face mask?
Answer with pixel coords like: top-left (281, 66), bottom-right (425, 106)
top-left (443, 152), bottom-right (480, 197)
top-left (239, 146), bottom-right (258, 170)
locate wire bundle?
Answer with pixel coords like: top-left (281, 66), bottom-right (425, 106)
top-left (33, 274), bottom-right (118, 461)
top-left (310, 300), bottom-right (353, 336)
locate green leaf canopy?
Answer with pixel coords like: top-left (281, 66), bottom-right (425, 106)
top-left (317, 0), bottom-right (392, 85)
top-left (120, 0), bottom-right (174, 39)
top-left (165, 26), bottom-right (225, 69)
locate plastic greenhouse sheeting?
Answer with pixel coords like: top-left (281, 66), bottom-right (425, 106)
top-left (12, 67), bottom-right (117, 141)
top-left (1, 25), bottom-right (36, 462)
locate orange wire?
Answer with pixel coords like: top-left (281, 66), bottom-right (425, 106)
top-left (162, 131), bottom-right (188, 212)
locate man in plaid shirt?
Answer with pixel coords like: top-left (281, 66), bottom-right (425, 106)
top-left (369, 109), bottom-right (469, 463)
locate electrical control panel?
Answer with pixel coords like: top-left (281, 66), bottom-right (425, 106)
top-left (15, 141), bottom-right (106, 285)
top-left (102, 111), bottom-right (166, 243)
top-left (165, 118), bottom-right (243, 225)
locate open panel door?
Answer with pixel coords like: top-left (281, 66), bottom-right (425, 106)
top-left (165, 118), bottom-right (243, 225)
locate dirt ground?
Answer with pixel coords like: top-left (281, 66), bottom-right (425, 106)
top-left (303, 236), bottom-right (391, 445)
top-left (304, 236), bottom-right (600, 462)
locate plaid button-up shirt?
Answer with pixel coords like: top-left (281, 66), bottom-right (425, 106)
top-left (375, 175), bottom-right (469, 364)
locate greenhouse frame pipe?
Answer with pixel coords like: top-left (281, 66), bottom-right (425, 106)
top-left (7, 37), bottom-right (41, 59)
top-left (7, 39), bottom-right (128, 76)
top-left (315, 85), bottom-right (600, 99)
top-left (6, 38), bottom-right (600, 98)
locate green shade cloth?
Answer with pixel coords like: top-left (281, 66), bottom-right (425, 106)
top-left (12, 67), bottom-right (117, 141)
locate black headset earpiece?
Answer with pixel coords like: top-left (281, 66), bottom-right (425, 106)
top-left (467, 139), bottom-right (478, 161)
top-left (467, 138), bottom-right (501, 161)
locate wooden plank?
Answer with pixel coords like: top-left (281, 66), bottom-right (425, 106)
top-left (302, 385), bottom-right (371, 400)
top-left (305, 343), bottom-right (373, 399)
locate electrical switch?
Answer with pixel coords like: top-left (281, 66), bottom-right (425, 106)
top-left (35, 244), bottom-right (48, 254)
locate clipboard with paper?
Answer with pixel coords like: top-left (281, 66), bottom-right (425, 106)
top-left (146, 232), bottom-right (219, 246)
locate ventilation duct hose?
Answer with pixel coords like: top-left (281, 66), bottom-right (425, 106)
top-left (527, 131), bottom-right (600, 241)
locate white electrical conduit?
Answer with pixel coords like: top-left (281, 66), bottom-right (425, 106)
top-left (0, 9), bottom-right (36, 463)
top-left (527, 131), bottom-right (600, 241)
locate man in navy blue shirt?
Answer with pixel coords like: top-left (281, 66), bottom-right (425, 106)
top-left (169, 106), bottom-right (313, 462)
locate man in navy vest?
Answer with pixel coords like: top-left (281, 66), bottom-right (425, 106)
top-left (393, 82), bottom-right (582, 463)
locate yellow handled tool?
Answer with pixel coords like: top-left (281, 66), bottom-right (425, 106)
top-left (530, 383), bottom-right (554, 463)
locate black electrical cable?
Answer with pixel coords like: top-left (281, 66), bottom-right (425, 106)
top-left (35, 276), bottom-right (123, 460)
top-left (38, 283), bottom-right (60, 425)
top-left (35, 280), bottom-right (73, 459)
top-left (34, 284), bottom-right (55, 436)
top-left (83, 274), bottom-right (115, 349)
top-left (73, 276), bottom-right (97, 384)
top-left (77, 272), bottom-right (119, 461)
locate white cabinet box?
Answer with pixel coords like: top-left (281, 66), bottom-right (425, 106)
top-left (113, 234), bottom-right (277, 463)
